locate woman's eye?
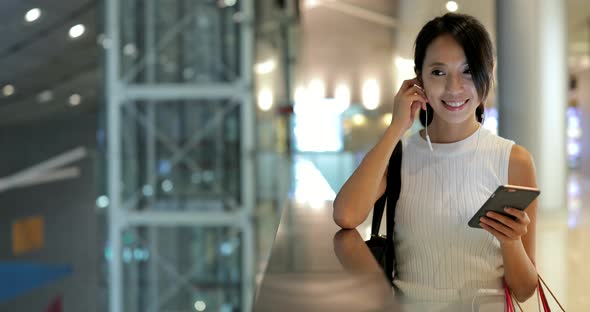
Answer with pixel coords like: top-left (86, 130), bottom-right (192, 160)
top-left (464, 68), bottom-right (472, 74)
top-left (431, 70), bottom-right (444, 76)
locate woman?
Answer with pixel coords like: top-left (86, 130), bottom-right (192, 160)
top-left (333, 13), bottom-right (538, 310)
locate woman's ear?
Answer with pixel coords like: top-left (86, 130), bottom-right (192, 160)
top-left (416, 73), bottom-right (425, 93)
top-left (415, 71), bottom-right (423, 86)
top-left (476, 103), bottom-right (485, 123)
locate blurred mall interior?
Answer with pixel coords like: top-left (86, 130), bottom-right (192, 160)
top-left (0, 0), bottom-right (589, 311)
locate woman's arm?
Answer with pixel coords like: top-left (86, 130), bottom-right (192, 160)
top-left (333, 124), bottom-right (405, 229)
top-left (479, 144), bottom-right (538, 302)
top-left (333, 79), bottom-right (427, 229)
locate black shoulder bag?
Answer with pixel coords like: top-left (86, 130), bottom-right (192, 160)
top-left (365, 141), bottom-right (402, 285)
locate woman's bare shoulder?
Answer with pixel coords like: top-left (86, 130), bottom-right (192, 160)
top-left (508, 144), bottom-right (537, 186)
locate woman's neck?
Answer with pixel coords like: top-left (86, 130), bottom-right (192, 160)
top-left (421, 118), bottom-right (481, 144)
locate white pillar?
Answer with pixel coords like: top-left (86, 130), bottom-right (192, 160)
top-left (496, 0), bottom-right (567, 212)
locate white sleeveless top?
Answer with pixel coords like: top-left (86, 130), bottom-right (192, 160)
top-left (393, 127), bottom-right (515, 302)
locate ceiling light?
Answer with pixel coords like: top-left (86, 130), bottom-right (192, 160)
top-left (69, 24), bottom-right (86, 39)
top-left (334, 84), bottom-right (351, 112)
top-left (97, 33), bottom-right (112, 49)
top-left (255, 59), bottom-right (276, 74)
top-left (194, 300), bottom-right (206, 312)
top-left (352, 114), bottom-right (367, 126)
top-left (161, 179), bottom-right (174, 192)
top-left (142, 185), bottom-right (154, 197)
top-left (223, 0), bottom-right (237, 6)
top-left (304, 0), bottom-right (320, 9)
top-left (257, 88), bottom-right (273, 111)
top-left (96, 195), bottom-right (110, 208)
top-left (25, 8), bottom-right (42, 23)
top-left (446, 1), bottom-right (458, 12)
top-left (382, 113), bottom-right (393, 126)
top-left (2, 84), bottom-right (15, 97)
top-left (37, 90), bottom-right (53, 103)
top-left (308, 79), bottom-right (325, 99)
top-left (362, 79), bottom-right (380, 110)
top-left (69, 94), bottom-right (82, 106)
top-left (123, 43), bottom-right (137, 57)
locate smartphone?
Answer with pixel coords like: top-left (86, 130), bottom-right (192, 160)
top-left (468, 185), bottom-right (540, 229)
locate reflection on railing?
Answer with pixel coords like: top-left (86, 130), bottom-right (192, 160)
top-left (253, 198), bottom-right (400, 311)
top-left (333, 229), bottom-right (385, 275)
top-left (293, 156), bottom-right (336, 210)
top-left (254, 151), bottom-right (292, 291)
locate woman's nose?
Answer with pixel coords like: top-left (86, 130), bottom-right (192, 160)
top-left (446, 74), bottom-right (464, 93)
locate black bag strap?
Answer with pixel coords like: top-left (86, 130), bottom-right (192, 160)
top-left (387, 141), bottom-right (403, 237)
top-left (370, 196), bottom-right (387, 237)
top-left (370, 141), bottom-right (403, 283)
top-left (371, 141), bottom-right (403, 238)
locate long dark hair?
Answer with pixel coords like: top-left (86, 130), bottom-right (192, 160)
top-left (414, 13), bottom-right (494, 126)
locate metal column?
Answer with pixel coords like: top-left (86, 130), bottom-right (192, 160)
top-left (105, 0), bottom-right (123, 310)
top-left (105, 0), bottom-right (257, 311)
top-left (144, 0), bottom-right (160, 310)
top-left (239, 0), bottom-right (256, 310)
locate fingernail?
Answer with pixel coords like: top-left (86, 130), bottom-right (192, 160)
top-left (504, 207), bottom-right (510, 212)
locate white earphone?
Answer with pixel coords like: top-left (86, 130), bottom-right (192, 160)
top-left (425, 106), bottom-right (434, 152)
top-left (413, 83), bottom-right (434, 152)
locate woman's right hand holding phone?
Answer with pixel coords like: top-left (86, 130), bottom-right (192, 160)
top-left (390, 78), bottom-right (429, 132)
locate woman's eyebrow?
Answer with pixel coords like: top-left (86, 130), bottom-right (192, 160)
top-left (426, 61), bottom-right (447, 67)
top-left (426, 61), bottom-right (469, 67)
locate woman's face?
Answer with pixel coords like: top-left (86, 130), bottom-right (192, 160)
top-left (420, 34), bottom-right (480, 126)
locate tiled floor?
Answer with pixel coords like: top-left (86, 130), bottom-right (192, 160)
top-left (526, 172), bottom-right (590, 311)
